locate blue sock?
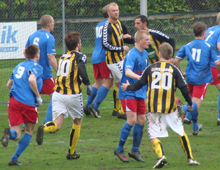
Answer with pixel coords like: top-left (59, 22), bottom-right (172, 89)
top-left (185, 112), bottom-right (191, 120)
top-left (11, 133), bottom-right (32, 162)
top-left (183, 102), bottom-right (197, 120)
top-left (86, 87), bottom-right (98, 106)
top-left (132, 123), bottom-right (143, 152)
top-left (218, 90), bottom-right (220, 119)
top-left (9, 129), bottom-right (18, 140)
top-left (93, 85), bottom-right (109, 110)
top-left (190, 110), bottom-right (199, 131)
top-left (117, 122), bottom-right (132, 151)
top-left (44, 100), bottom-right (52, 124)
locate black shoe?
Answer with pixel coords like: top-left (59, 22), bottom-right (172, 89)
top-left (36, 124), bottom-right (44, 145)
top-left (128, 150), bottom-right (145, 163)
top-left (112, 110), bottom-right (118, 116)
top-left (217, 118), bottom-right (220, 126)
top-left (1, 127), bottom-right (11, 147)
top-left (66, 152), bottom-right (80, 159)
top-left (117, 112), bottom-right (127, 120)
top-left (114, 149), bottom-right (129, 162)
top-left (153, 156), bottom-right (167, 169)
top-left (89, 105), bottom-right (101, 118)
top-left (83, 105), bottom-right (91, 116)
top-left (8, 159), bottom-right (22, 166)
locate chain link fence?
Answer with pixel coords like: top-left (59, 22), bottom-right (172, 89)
top-left (0, 0), bottom-right (219, 103)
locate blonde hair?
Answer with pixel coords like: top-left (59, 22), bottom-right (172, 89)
top-left (40, 15), bottom-right (53, 28)
top-left (107, 2), bottom-right (118, 11)
top-left (134, 30), bottom-right (149, 42)
top-left (217, 12), bottom-right (220, 25)
top-left (102, 5), bottom-right (109, 18)
top-left (159, 43), bottom-right (173, 60)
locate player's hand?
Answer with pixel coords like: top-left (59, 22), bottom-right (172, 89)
top-left (217, 74), bottom-right (220, 81)
top-left (182, 72), bottom-right (186, 78)
top-left (121, 80), bottom-right (130, 91)
top-left (187, 104), bottom-right (193, 111)
top-left (123, 46), bottom-right (129, 52)
top-left (123, 34), bottom-right (131, 39)
top-left (87, 85), bottom-right (92, 95)
top-left (36, 96), bottom-right (43, 106)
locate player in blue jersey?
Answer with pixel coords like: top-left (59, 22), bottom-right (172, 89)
top-left (174, 22), bottom-right (220, 135)
top-left (1, 45), bottom-right (43, 166)
top-left (26, 14), bottom-right (57, 125)
top-left (205, 12), bottom-right (220, 125)
top-left (114, 30), bottom-right (150, 163)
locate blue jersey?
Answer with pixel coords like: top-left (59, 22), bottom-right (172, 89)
top-left (176, 39), bottom-right (219, 85)
top-left (91, 19), bottom-right (108, 64)
top-left (205, 25), bottom-right (220, 67)
top-left (119, 47), bottom-right (149, 99)
top-left (10, 60), bottom-right (43, 107)
top-left (26, 30), bottom-right (56, 80)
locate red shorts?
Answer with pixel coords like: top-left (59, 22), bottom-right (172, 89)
top-left (8, 96), bottom-right (38, 127)
top-left (41, 77), bottom-right (55, 94)
top-left (120, 99), bottom-right (146, 115)
top-left (210, 66), bottom-right (220, 85)
top-left (188, 83), bottom-right (208, 100)
top-left (93, 62), bottom-right (112, 79)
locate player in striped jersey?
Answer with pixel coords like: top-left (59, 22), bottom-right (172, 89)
top-left (122, 43), bottom-right (200, 168)
top-left (37, 32), bottom-right (92, 160)
top-left (88, 2), bottom-right (129, 118)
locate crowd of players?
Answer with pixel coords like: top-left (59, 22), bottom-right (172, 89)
top-left (1, 2), bottom-right (220, 169)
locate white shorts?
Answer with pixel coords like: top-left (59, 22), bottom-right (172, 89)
top-left (52, 91), bottom-right (83, 121)
top-left (107, 60), bottom-right (123, 83)
top-left (147, 110), bottom-right (184, 139)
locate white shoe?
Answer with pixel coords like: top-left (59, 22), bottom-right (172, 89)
top-left (192, 123), bottom-right (202, 136)
top-left (189, 159), bottom-right (200, 165)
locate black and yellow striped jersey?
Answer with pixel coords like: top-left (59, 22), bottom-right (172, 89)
top-left (54, 50), bottom-right (90, 95)
top-left (102, 19), bottom-right (125, 64)
top-left (127, 61), bottom-right (187, 114)
top-left (146, 29), bottom-right (175, 64)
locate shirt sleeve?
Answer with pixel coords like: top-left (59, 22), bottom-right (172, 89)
top-left (77, 54), bottom-right (90, 85)
top-left (124, 51), bottom-right (136, 71)
top-left (175, 45), bottom-right (186, 59)
top-left (29, 64), bottom-right (43, 79)
top-left (102, 21), bottom-right (123, 52)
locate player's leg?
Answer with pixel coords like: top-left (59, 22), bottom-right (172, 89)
top-left (147, 112), bottom-right (167, 169)
top-left (215, 84), bottom-right (220, 125)
top-left (128, 99), bottom-right (146, 162)
top-left (41, 78), bottom-right (55, 124)
top-left (66, 93), bottom-right (84, 159)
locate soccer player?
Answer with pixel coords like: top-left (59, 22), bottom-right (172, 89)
top-left (88, 2), bottom-right (129, 118)
top-left (174, 22), bottom-right (220, 135)
top-left (26, 14), bottom-right (57, 124)
top-left (122, 43), bottom-right (200, 168)
top-left (134, 15), bottom-right (175, 64)
top-left (1, 45), bottom-right (43, 166)
top-left (205, 12), bottom-right (220, 125)
top-left (114, 30), bottom-right (150, 163)
top-left (36, 32), bottom-right (92, 160)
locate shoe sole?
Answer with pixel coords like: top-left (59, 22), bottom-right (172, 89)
top-left (36, 125), bottom-right (44, 145)
top-left (89, 107), bottom-right (101, 118)
top-left (1, 127), bottom-right (10, 147)
top-left (114, 150), bottom-right (129, 162)
top-left (128, 152), bottom-right (145, 163)
top-left (8, 161), bottom-right (22, 166)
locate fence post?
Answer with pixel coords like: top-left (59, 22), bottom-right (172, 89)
top-left (140, 0), bottom-right (147, 16)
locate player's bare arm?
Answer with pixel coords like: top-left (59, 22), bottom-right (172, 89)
top-left (173, 57), bottom-right (186, 77)
top-left (48, 54), bottom-right (58, 72)
top-left (125, 69), bottom-right (140, 80)
top-left (6, 79), bottom-right (13, 90)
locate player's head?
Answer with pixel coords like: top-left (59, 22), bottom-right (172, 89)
top-left (107, 3), bottom-right (119, 21)
top-left (134, 30), bottom-right (150, 49)
top-left (40, 15), bottom-right (54, 32)
top-left (217, 12), bottom-right (220, 25)
top-left (64, 32), bottom-right (81, 51)
top-left (24, 44), bottom-right (40, 61)
top-left (135, 15), bottom-right (148, 31)
top-left (102, 4), bottom-right (109, 18)
top-left (159, 43), bottom-right (173, 60)
top-left (192, 22), bottom-right (207, 38)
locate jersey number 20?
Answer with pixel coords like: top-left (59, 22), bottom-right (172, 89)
top-left (151, 72), bottom-right (172, 90)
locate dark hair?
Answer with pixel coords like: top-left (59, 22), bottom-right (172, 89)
top-left (40, 15), bottom-right (53, 28)
top-left (64, 32), bottom-right (81, 51)
top-left (25, 45), bottom-right (39, 60)
top-left (193, 22), bottom-right (207, 37)
top-left (159, 43), bottom-right (173, 60)
top-left (102, 5), bottom-right (109, 18)
top-left (136, 15), bottom-right (149, 25)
